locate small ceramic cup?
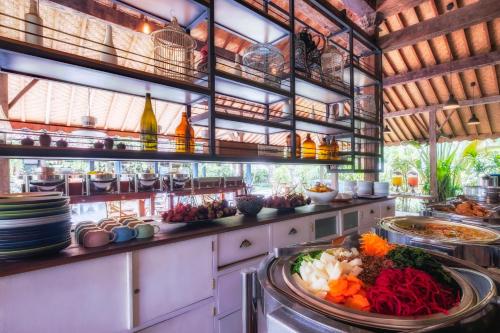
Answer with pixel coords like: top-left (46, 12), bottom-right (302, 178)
top-left (111, 226), bottom-right (138, 243)
top-left (83, 229), bottom-right (115, 248)
top-left (127, 220), bottom-right (144, 228)
top-left (77, 226), bottom-right (101, 245)
top-left (103, 222), bottom-right (122, 232)
top-left (74, 221), bottom-right (95, 234)
top-left (133, 223), bottom-right (160, 239)
top-left (119, 217), bottom-right (138, 225)
top-left (99, 220), bottom-right (120, 229)
top-left (97, 218), bottom-right (116, 227)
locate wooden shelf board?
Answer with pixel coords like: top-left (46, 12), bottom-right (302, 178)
top-left (295, 117), bottom-right (352, 135)
top-left (0, 37), bottom-right (208, 104)
top-left (215, 0), bottom-right (290, 43)
top-left (191, 111), bottom-right (292, 134)
top-left (215, 71), bottom-right (290, 104)
top-left (295, 77), bottom-right (350, 104)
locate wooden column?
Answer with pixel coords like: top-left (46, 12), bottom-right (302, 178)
top-left (429, 110), bottom-right (438, 200)
top-left (0, 74), bottom-right (9, 194)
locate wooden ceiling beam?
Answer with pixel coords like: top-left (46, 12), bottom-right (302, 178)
top-left (378, 0), bottom-right (500, 51)
top-left (384, 94), bottom-right (500, 118)
top-left (7, 79), bottom-right (40, 111)
top-left (377, 0), bottom-right (427, 18)
top-left (342, 0), bottom-right (376, 17)
top-left (383, 50), bottom-right (500, 88)
top-left (385, 132), bottom-right (500, 145)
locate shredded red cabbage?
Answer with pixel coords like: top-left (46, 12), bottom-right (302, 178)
top-left (367, 267), bottom-right (460, 316)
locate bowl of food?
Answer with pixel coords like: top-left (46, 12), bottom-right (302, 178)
top-left (305, 183), bottom-right (338, 205)
top-left (235, 194), bottom-right (264, 216)
top-left (264, 193), bottom-right (310, 213)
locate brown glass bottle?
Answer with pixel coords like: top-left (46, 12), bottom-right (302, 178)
top-left (318, 137), bottom-right (329, 160)
top-left (286, 133), bottom-right (301, 158)
top-left (301, 134), bottom-right (316, 159)
top-left (331, 137), bottom-right (340, 160)
top-left (175, 112), bottom-right (195, 153)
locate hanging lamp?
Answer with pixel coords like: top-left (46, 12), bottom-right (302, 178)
top-left (72, 88), bottom-right (106, 138)
top-left (443, 56), bottom-right (459, 110)
top-left (467, 82), bottom-right (480, 126)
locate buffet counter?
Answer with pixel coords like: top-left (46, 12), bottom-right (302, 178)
top-left (0, 197), bottom-right (394, 278)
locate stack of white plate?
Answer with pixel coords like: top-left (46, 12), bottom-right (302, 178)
top-left (374, 182), bottom-right (390, 196)
top-left (0, 192), bottom-right (71, 259)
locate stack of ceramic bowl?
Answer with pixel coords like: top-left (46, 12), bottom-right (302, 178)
top-left (0, 192), bottom-right (71, 259)
top-left (357, 181), bottom-right (373, 195)
top-left (373, 182), bottom-right (390, 196)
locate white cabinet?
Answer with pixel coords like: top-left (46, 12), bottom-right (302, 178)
top-left (271, 217), bottom-right (311, 248)
top-left (380, 199), bottom-right (396, 218)
top-left (139, 300), bottom-right (214, 333)
top-left (339, 207), bottom-right (359, 235)
top-left (0, 253), bottom-right (130, 333)
top-left (132, 236), bottom-right (214, 327)
top-left (216, 256), bottom-right (263, 317)
top-left (216, 309), bottom-right (242, 333)
top-left (310, 211), bottom-right (339, 241)
top-left (359, 203), bottom-right (379, 233)
top-left (218, 225), bottom-right (270, 267)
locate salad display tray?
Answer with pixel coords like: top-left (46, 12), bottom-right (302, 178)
top-left (258, 237), bottom-right (499, 332)
top-left (377, 216), bottom-right (500, 267)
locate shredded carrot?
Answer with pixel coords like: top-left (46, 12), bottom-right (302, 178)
top-left (360, 233), bottom-right (395, 257)
top-left (325, 274), bottom-right (370, 311)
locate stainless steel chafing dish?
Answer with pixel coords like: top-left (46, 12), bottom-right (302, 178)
top-left (245, 236), bottom-right (500, 333)
top-left (377, 216), bottom-right (500, 267)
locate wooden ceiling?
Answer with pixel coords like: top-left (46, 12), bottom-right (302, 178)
top-left (376, 0), bottom-right (500, 145)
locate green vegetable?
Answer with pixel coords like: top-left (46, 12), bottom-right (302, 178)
top-left (291, 250), bottom-right (323, 275)
top-left (387, 246), bottom-right (457, 288)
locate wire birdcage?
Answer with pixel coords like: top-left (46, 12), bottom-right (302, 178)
top-left (321, 43), bottom-right (344, 83)
top-left (354, 93), bottom-right (375, 115)
top-left (151, 17), bottom-right (196, 82)
top-left (242, 43), bottom-right (284, 88)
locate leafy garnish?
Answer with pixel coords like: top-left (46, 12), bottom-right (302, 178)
top-left (387, 246), bottom-right (457, 288)
top-left (291, 250), bottom-right (323, 275)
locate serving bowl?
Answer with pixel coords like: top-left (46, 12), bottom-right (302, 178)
top-left (305, 189), bottom-right (338, 205)
top-left (235, 195), bottom-right (264, 216)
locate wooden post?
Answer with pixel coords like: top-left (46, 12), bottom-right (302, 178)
top-left (429, 110), bottom-right (438, 200)
top-left (0, 74), bottom-right (9, 194)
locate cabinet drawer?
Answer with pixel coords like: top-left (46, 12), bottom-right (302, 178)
top-left (133, 236), bottom-right (214, 326)
top-left (340, 210), bottom-right (359, 234)
top-left (140, 301), bottom-right (214, 333)
top-left (380, 200), bottom-right (396, 218)
top-left (360, 204), bottom-right (379, 231)
top-left (218, 225), bottom-right (270, 267)
top-left (271, 218), bottom-right (310, 248)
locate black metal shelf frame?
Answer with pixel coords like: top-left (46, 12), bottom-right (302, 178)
top-left (0, 0), bottom-right (383, 171)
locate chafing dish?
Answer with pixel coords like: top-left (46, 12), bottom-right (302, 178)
top-left (137, 173), bottom-right (159, 190)
top-left (89, 173), bottom-right (116, 192)
top-left (193, 177), bottom-right (222, 189)
top-left (377, 216), bottom-right (500, 267)
top-left (246, 236), bottom-right (500, 333)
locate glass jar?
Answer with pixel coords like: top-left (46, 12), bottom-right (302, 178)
top-left (331, 138), bottom-right (340, 160)
top-left (175, 112), bottom-right (195, 153)
top-left (301, 134), bottom-right (316, 159)
top-left (391, 171), bottom-right (403, 192)
top-left (407, 170), bottom-right (419, 193)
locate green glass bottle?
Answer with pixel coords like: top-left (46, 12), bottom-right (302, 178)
top-left (140, 93), bottom-right (158, 151)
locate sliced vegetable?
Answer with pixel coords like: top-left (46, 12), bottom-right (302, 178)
top-left (359, 233), bottom-right (394, 257)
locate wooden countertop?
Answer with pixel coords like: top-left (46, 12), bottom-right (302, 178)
top-left (0, 197), bottom-right (394, 277)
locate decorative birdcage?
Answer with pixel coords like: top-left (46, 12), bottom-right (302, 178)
top-left (321, 43), bottom-right (344, 83)
top-left (242, 43), bottom-right (284, 88)
top-left (151, 17), bottom-right (196, 82)
top-left (354, 93), bottom-right (375, 115)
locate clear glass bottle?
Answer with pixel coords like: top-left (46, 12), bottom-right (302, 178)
top-left (175, 112), bottom-right (195, 153)
top-left (301, 134), bottom-right (316, 159)
top-left (140, 93), bottom-right (158, 151)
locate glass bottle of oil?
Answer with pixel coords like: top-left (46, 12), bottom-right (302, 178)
top-left (301, 133), bottom-right (316, 159)
top-left (175, 112), bottom-right (195, 153)
top-left (331, 137), bottom-right (340, 160)
top-left (318, 137), bottom-right (329, 160)
top-left (140, 93), bottom-right (158, 151)
top-left (285, 132), bottom-right (301, 158)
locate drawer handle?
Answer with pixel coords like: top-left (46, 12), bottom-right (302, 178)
top-left (288, 228), bottom-right (298, 235)
top-left (134, 288), bottom-right (140, 294)
top-left (370, 209), bottom-right (375, 214)
top-left (387, 206), bottom-right (391, 210)
top-left (240, 239), bottom-right (252, 248)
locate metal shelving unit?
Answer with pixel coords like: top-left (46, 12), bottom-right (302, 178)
top-left (0, 0), bottom-right (382, 170)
